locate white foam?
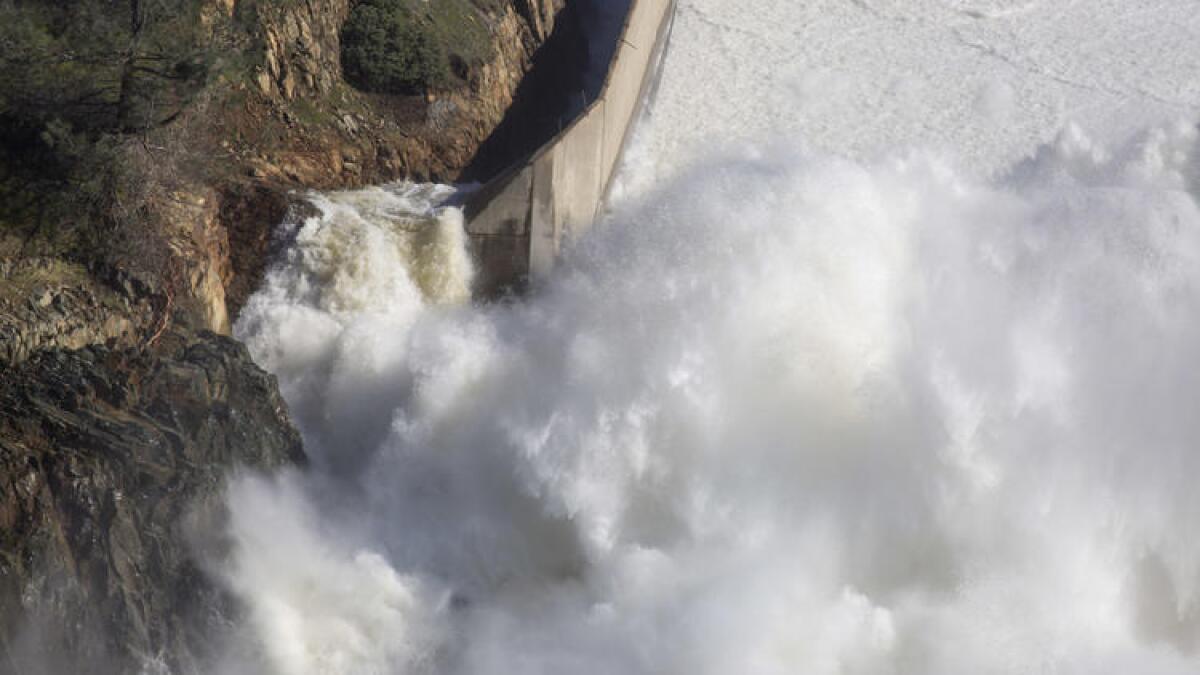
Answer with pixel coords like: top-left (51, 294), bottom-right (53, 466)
top-left (615, 0), bottom-right (1200, 196)
top-left (222, 120), bottom-right (1200, 672)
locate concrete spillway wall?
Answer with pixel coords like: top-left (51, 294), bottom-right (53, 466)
top-left (464, 0), bottom-right (677, 295)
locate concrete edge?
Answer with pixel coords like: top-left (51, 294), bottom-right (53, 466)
top-left (462, 0), bottom-right (678, 297)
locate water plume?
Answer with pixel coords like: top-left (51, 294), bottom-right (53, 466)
top-left (219, 117), bottom-right (1200, 674)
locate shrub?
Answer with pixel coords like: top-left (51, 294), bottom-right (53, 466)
top-left (0, 0), bottom-right (212, 133)
top-left (341, 0), bottom-right (450, 95)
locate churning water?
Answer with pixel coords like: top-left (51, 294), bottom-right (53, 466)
top-left (221, 2), bottom-right (1200, 673)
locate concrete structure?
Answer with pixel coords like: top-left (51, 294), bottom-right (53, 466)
top-left (464, 0), bottom-right (677, 295)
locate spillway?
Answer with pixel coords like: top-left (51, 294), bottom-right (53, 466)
top-left (221, 2), bottom-right (1200, 673)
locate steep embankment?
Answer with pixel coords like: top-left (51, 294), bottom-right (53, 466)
top-left (2, 0), bottom-right (567, 339)
top-left (0, 330), bottom-right (304, 674)
top-left (218, 0), bottom-right (570, 318)
top-left (0, 0), bottom-right (568, 671)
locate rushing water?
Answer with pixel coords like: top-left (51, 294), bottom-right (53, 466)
top-left (221, 2), bottom-right (1200, 673)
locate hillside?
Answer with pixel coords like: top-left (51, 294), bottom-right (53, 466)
top-left (0, 1), bottom-right (566, 671)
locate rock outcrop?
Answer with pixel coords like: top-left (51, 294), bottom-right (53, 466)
top-left (0, 259), bottom-right (143, 366)
top-left (237, 0), bottom-right (568, 187)
top-left (0, 331), bottom-right (304, 674)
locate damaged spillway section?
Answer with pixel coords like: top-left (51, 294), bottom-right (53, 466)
top-left (463, 0), bottom-right (679, 296)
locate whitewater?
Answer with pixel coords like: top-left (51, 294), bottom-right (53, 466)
top-left (216, 1), bottom-right (1200, 673)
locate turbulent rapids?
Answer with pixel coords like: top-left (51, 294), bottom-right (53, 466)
top-left (219, 1), bottom-right (1200, 674)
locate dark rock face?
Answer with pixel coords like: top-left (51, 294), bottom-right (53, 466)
top-left (0, 258), bottom-right (148, 366)
top-left (0, 331), bottom-right (304, 674)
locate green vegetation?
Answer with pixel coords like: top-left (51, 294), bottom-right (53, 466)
top-left (340, 0), bottom-right (493, 95)
top-left (341, 0), bottom-right (448, 94)
top-left (424, 0), bottom-right (495, 72)
top-left (0, 0), bottom-right (216, 244)
top-left (0, 0), bottom-right (506, 266)
top-left (0, 0), bottom-right (213, 134)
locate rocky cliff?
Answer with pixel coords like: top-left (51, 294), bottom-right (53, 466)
top-left (214, 0), bottom-right (568, 320)
top-left (0, 330), bottom-right (304, 674)
top-left (3, 0), bottom-right (568, 337)
top-left (0, 0), bottom-right (569, 671)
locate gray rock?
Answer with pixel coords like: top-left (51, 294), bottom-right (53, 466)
top-left (0, 331), bottom-right (304, 675)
